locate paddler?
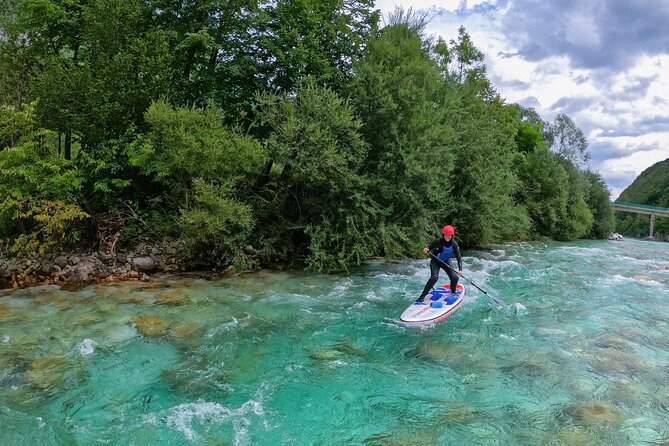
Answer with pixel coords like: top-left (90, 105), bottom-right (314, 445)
top-left (416, 225), bottom-right (462, 302)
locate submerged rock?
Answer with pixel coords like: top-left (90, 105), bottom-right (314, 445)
top-left (532, 327), bottom-right (569, 337)
top-left (591, 348), bottom-right (650, 375)
top-left (562, 401), bottom-right (621, 425)
top-left (408, 342), bottom-right (459, 363)
top-left (309, 349), bottom-right (341, 361)
top-left (169, 323), bottom-right (205, 349)
top-left (332, 340), bottom-right (367, 356)
top-left (541, 425), bottom-right (592, 446)
top-left (155, 291), bottom-right (186, 306)
top-left (27, 355), bottom-right (86, 394)
top-left (134, 316), bottom-right (167, 336)
top-left (0, 303), bottom-right (19, 322)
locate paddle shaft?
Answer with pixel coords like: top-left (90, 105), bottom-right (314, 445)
top-left (427, 252), bottom-right (505, 307)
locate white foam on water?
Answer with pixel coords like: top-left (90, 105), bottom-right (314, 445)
top-left (79, 339), bottom-right (97, 355)
top-left (599, 273), bottom-right (667, 289)
top-left (482, 258), bottom-right (524, 271)
top-left (148, 398), bottom-right (265, 444)
top-left (350, 301), bottom-right (368, 310)
top-left (498, 334), bottom-right (516, 340)
top-left (104, 324), bottom-right (138, 344)
top-left (325, 359), bottom-right (347, 368)
top-left (329, 278), bottom-right (354, 296)
top-left (3, 335), bottom-right (9, 343)
top-left (208, 313), bottom-right (251, 337)
top-left (363, 290), bottom-right (382, 301)
top-left (369, 272), bottom-right (404, 280)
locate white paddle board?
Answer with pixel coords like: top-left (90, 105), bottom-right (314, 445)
top-left (400, 283), bottom-right (465, 325)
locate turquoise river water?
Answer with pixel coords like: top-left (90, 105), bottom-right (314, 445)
top-left (2, 239), bottom-right (669, 445)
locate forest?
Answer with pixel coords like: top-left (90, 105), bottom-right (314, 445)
top-left (616, 158), bottom-right (669, 240)
top-left (0, 0), bottom-right (615, 272)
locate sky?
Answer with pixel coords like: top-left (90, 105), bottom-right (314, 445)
top-left (374, 0), bottom-right (669, 200)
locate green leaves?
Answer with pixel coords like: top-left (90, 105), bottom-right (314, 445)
top-left (179, 179), bottom-right (255, 268)
top-left (125, 100), bottom-right (265, 264)
top-left (0, 104), bottom-right (87, 252)
top-left (258, 81), bottom-right (375, 271)
top-left (0, 2), bottom-right (619, 268)
top-left (128, 100), bottom-right (266, 203)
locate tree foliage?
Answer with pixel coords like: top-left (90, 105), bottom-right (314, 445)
top-left (544, 113), bottom-right (590, 169)
top-left (348, 20), bottom-right (457, 252)
top-left (616, 158), bottom-right (669, 239)
top-left (0, 1), bottom-right (619, 270)
top-left (0, 103), bottom-right (87, 252)
top-left (257, 81), bottom-right (375, 271)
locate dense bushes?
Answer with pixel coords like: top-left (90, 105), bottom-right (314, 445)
top-left (0, 2), bottom-right (615, 271)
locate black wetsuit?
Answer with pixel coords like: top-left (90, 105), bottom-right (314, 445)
top-left (419, 237), bottom-right (463, 299)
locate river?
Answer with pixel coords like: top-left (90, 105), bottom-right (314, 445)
top-left (1, 239), bottom-right (669, 445)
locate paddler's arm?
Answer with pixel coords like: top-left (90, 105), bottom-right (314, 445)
top-left (452, 240), bottom-right (463, 274)
top-left (422, 239), bottom-right (440, 254)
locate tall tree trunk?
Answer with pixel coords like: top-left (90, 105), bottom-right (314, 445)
top-left (64, 132), bottom-right (72, 160)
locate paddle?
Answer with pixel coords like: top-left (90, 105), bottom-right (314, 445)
top-left (427, 252), bottom-right (505, 308)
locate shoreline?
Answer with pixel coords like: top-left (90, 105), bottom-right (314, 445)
top-left (1, 235), bottom-right (662, 291)
top-left (0, 240), bottom-right (201, 290)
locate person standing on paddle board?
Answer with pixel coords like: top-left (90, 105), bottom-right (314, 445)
top-left (416, 225), bottom-right (462, 302)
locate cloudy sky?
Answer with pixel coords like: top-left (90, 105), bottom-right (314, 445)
top-left (374, 0), bottom-right (669, 199)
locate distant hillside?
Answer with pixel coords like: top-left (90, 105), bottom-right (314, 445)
top-left (617, 158), bottom-right (669, 205)
top-left (616, 157), bottom-right (669, 240)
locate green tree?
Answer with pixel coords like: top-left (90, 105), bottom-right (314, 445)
top-left (257, 81), bottom-right (374, 271)
top-left (443, 31), bottom-right (529, 244)
top-left (584, 170), bottom-right (615, 238)
top-left (127, 100), bottom-right (266, 265)
top-left (348, 19), bottom-right (458, 252)
top-left (148, 0), bottom-right (377, 127)
top-left (0, 103), bottom-right (87, 252)
top-left (5, 0), bottom-right (174, 157)
top-left (544, 113), bottom-right (590, 169)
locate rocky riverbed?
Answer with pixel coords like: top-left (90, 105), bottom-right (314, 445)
top-left (0, 241), bottom-right (187, 289)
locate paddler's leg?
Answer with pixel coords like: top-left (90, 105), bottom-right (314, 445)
top-left (417, 259), bottom-right (441, 302)
top-left (444, 260), bottom-right (458, 294)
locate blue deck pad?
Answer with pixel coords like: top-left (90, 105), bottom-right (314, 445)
top-left (444, 295), bottom-right (458, 305)
top-left (430, 288), bottom-right (460, 301)
top-left (430, 290), bottom-right (449, 301)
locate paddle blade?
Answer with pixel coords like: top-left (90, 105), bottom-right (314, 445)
top-left (488, 294), bottom-right (505, 308)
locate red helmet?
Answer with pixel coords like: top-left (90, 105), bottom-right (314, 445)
top-left (442, 225), bottom-right (455, 236)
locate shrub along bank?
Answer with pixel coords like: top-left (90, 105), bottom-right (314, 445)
top-left (0, 4), bottom-right (614, 284)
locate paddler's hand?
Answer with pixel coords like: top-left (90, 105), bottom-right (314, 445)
top-left (422, 247), bottom-right (429, 254)
top-left (457, 270), bottom-right (462, 275)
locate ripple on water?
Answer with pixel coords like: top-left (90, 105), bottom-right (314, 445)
top-left (1, 239), bottom-right (669, 444)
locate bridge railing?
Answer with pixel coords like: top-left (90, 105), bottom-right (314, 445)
top-left (613, 201), bottom-right (669, 212)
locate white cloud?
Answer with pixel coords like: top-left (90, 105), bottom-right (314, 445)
top-left (374, 0), bottom-right (669, 199)
top-left (374, 0), bottom-right (460, 14)
top-left (601, 148), bottom-right (669, 199)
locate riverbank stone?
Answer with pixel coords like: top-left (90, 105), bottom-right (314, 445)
top-left (132, 257), bottom-right (156, 273)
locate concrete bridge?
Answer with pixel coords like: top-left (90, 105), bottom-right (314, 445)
top-left (612, 201), bottom-right (669, 238)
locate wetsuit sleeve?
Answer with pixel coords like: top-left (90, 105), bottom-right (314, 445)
top-left (453, 241), bottom-right (462, 270)
top-left (427, 238), bottom-right (441, 253)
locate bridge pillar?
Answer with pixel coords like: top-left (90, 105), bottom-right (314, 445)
top-left (650, 214), bottom-right (655, 238)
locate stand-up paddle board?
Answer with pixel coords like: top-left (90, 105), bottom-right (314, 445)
top-left (400, 283), bottom-right (465, 325)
